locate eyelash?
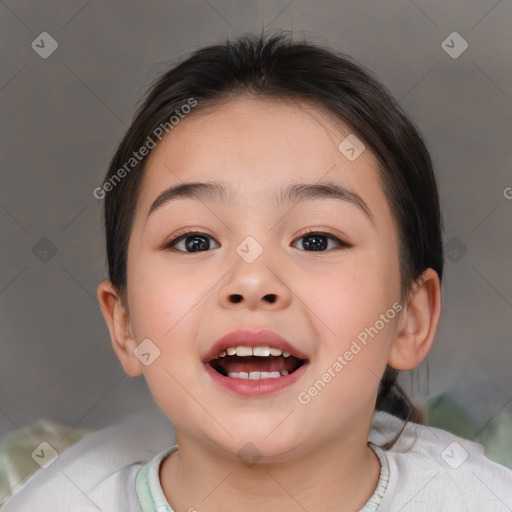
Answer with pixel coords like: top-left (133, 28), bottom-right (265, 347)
top-left (163, 228), bottom-right (352, 252)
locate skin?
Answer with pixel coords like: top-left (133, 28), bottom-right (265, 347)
top-left (97, 95), bottom-right (441, 511)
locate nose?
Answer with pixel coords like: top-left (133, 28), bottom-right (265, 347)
top-left (217, 250), bottom-right (292, 311)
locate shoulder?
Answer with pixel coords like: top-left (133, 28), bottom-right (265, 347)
top-left (2, 406), bottom-right (175, 512)
top-left (370, 411), bottom-right (512, 511)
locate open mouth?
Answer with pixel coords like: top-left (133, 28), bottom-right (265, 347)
top-left (208, 346), bottom-right (307, 380)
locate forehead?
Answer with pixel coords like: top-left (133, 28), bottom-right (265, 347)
top-left (134, 95), bottom-right (392, 228)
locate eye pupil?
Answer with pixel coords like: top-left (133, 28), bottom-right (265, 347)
top-left (302, 234), bottom-right (328, 251)
top-left (185, 235), bottom-right (210, 252)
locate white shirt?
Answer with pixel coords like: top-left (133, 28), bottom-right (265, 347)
top-left (3, 405), bottom-right (512, 511)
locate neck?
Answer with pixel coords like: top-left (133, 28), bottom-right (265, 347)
top-left (159, 423), bottom-right (381, 512)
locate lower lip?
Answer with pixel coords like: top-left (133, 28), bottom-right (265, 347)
top-left (204, 362), bottom-right (308, 396)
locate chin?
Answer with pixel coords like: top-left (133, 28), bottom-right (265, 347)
top-left (210, 425), bottom-right (304, 463)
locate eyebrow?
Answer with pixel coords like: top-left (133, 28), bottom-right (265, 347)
top-left (147, 180), bottom-right (374, 224)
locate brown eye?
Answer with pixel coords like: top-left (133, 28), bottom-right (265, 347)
top-left (166, 232), bottom-right (220, 252)
top-left (292, 231), bottom-right (350, 251)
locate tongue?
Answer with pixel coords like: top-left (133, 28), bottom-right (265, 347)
top-left (215, 355), bottom-right (297, 374)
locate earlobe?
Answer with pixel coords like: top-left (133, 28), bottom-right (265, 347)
top-left (96, 279), bottom-right (142, 377)
top-left (388, 268), bottom-right (442, 371)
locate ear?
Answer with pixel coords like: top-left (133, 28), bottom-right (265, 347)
top-left (388, 268), bottom-right (442, 370)
top-left (96, 279), bottom-right (142, 377)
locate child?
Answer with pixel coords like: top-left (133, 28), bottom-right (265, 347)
top-left (5, 31), bottom-right (511, 511)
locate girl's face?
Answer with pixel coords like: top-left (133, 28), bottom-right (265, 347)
top-left (119, 96), bottom-right (403, 460)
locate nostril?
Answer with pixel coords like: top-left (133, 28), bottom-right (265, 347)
top-left (228, 294), bottom-right (277, 303)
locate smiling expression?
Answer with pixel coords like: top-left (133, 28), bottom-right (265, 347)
top-left (115, 94), bottom-right (404, 459)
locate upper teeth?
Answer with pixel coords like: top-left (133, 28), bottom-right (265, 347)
top-left (218, 346), bottom-right (291, 358)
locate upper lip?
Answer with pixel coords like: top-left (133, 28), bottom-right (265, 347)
top-left (202, 328), bottom-right (309, 363)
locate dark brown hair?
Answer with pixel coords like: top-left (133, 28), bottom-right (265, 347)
top-left (100, 30), bottom-right (444, 446)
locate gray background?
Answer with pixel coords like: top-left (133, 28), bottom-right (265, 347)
top-left (1, 0), bottom-right (511, 442)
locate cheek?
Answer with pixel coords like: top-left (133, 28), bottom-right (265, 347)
top-left (295, 268), bottom-right (400, 426)
top-left (127, 255), bottom-right (210, 342)
top-left (302, 254), bottom-right (397, 334)
top-left (297, 251), bottom-right (400, 394)
top-left (126, 262), bottom-right (209, 419)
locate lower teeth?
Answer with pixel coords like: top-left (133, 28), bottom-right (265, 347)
top-left (227, 370), bottom-right (289, 380)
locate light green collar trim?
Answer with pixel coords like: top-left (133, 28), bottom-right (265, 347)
top-left (136, 446), bottom-right (178, 512)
